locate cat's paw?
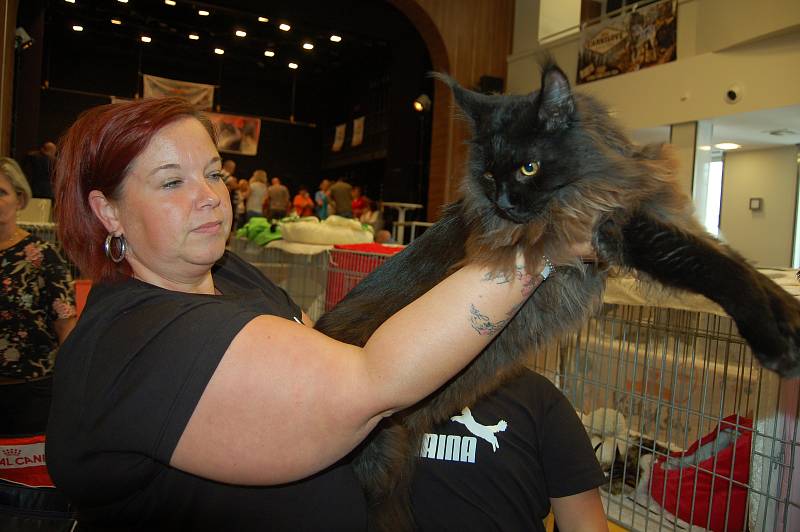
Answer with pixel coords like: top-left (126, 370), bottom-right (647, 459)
top-left (759, 284), bottom-right (800, 378)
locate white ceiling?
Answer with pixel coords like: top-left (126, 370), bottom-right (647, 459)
top-left (630, 104), bottom-right (800, 153)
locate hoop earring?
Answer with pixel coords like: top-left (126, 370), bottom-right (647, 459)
top-left (104, 234), bottom-right (127, 263)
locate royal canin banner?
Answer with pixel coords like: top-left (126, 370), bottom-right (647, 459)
top-left (0, 434), bottom-right (55, 488)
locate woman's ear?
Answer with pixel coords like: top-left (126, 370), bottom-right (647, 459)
top-left (88, 190), bottom-right (122, 235)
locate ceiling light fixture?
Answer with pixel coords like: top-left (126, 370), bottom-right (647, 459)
top-left (279, 23), bottom-right (291, 31)
top-left (141, 35), bottom-right (152, 43)
top-left (189, 33), bottom-right (199, 40)
top-left (714, 142), bottom-right (741, 150)
top-left (65, 0), bottom-right (76, 3)
top-left (198, 10), bottom-right (210, 16)
top-left (214, 48), bottom-right (225, 55)
top-left (288, 62), bottom-right (298, 69)
top-left (302, 42), bottom-right (313, 50)
top-left (165, 0), bottom-right (176, 5)
top-left (330, 35), bottom-right (342, 43)
top-left (235, 30), bottom-right (247, 37)
top-left (117, 0), bottom-right (128, 3)
top-left (110, 18), bottom-right (122, 25)
top-left (72, 25), bottom-right (84, 32)
top-left (698, 145), bottom-right (711, 151)
top-left (413, 94), bottom-right (432, 113)
top-left (264, 50), bottom-right (275, 57)
top-left (258, 17), bottom-right (269, 23)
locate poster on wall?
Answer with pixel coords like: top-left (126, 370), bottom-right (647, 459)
top-left (351, 116), bottom-right (365, 147)
top-left (576, 0), bottom-right (676, 84)
top-left (143, 74), bottom-right (215, 110)
top-left (332, 123), bottom-right (346, 152)
top-left (206, 112), bottom-right (261, 156)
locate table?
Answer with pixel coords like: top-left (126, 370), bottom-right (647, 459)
top-left (381, 202), bottom-right (424, 244)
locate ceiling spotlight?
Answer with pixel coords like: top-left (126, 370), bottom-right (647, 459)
top-left (141, 35), bottom-right (152, 43)
top-left (198, 10), bottom-right (210, 16)
top-left (279, 23), bottom-right (291, 31)
top-left (288, 62), bottom-right (298, 69)
top-left (235, 30), bottom-right (247, 37)
top-left (214, 48), bottom-right (225, 55)
top-left (65, 0), bottom-right (76, 3)
top-left (189, 33), bottom-right (199, 40)
top-left (330, 35), bottom-right (342, 43)
top-left (110, 18), bottom-right (122, 25)
top-left (302, 42), bottom-right (313, 50)
top-left (413, 94), bottom-right (432, 112)
top-left (714, 142), bottom-right (741, 150)
top-left (117, 0), bottom-right (128, 3)
top-left (72, 25), bottom-right (84, 32)
top-left (264, 50), bottom-right (275, 57)
top-left (165, 0), bottom-right (176, 5)
top-left (258, 17), bottom-right (269, 23)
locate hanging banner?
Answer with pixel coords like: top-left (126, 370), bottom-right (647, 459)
top-left (351, 116), bottom-right (365, 147)
top-left (143, 74), bottom-right (215, 110)
top-left (577, 0), bottom-right (676, 84)
top-left (206, 112), bottom-right (261, 156)
top-left (332, 123), bottom-right (346, 152)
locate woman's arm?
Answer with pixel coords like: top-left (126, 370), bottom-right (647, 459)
top-left (550, 489), bottom-right (609, 532)
top-left (171, 256), bottom-right (548, 485)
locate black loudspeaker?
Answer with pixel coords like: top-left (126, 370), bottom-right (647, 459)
top-left (478, 75), bottom-right (504, 95)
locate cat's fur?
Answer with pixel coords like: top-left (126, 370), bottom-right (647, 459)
top-left (315, 60), bottom-right (800, 531)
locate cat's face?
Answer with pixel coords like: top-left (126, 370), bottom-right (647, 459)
top-left (449, 65), bottom-right (581, 224)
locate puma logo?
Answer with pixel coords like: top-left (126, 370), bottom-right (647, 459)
top-left (450, 407), bottom-right (508, 452)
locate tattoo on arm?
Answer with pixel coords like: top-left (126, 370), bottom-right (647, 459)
top-left (481, 271), bottom-right (512, 284)
top-left (469, 304), bottom-right (508, 336)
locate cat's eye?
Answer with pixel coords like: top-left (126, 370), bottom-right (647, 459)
top-left (520, 161), bottom-right (540, 177)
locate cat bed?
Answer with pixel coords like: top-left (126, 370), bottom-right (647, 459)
top-left (281, 215), bottom-right (373, 245)
top-left (235, 216), bottom-right (282, 246)
top-left (650, 415), bottom-right (752, 532)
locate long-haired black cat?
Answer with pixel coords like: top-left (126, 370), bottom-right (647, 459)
top-left (315, 60), bottom-right (800, 531)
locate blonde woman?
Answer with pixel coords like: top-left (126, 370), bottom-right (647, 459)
top-left (246, 170), bottom-right (268, 221)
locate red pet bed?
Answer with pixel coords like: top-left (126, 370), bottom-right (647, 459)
top-left (650, 415), bottom-right (752, 532)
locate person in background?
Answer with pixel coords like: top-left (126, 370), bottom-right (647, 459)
top-left (314, 179), bottom-right (331, 220)
top-left (0, 157), bottom-right (76, 435)
top-left (221, 160), bottom-right (237, 182)
top-left (411, 366), bottom-right (608, 532)
top-left (351, 186), bottom-right (367, 219)
top-left (45, 97), bottom-right (590, 530)
top-left (236, 179), bottom-right (249, 228)
top-left (266, 176), bottom-right (290, 220)
top-left (246, 170), bottom-right (268, 222)
top-left (22, 141), bottom-right (58, 200)
top-left (293, 185), bottom-right (315, 217)
top-left (374, 229), bottom-right (396, 245)
top-left (328, 177), bottom-right (353, 218)
top-left (359, 198), bottom-right (382, 233)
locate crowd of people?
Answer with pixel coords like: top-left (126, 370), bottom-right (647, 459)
top-left (222, 164), bottom-right (387, 236)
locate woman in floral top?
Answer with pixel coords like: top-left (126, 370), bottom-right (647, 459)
top-left (0, 157), bottom-right (76, 435)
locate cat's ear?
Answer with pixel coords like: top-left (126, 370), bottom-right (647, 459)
top-left (536, 62), bottom-right (575, 131)
top-left (432, 72), bottom-right (491, 128)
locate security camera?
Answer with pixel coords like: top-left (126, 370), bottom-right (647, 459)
top-left (724, 84), bottom-right (743, 104)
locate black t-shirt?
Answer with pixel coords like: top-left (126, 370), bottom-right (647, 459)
top-left (411, 369), bottom-right (605, 531)
top-left (46, 252), bottom-right (367, 531)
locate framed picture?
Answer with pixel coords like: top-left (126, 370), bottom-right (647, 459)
top-left (206, 112), bottom-right (261, 156)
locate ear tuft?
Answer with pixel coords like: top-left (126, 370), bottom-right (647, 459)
top-left (537, 62), bottom-right (575, 131)
top-left (432, 72), bottom-right (491, 129)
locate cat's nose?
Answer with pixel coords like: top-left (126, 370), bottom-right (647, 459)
top-left (495, 193), bottom-right (514, 211)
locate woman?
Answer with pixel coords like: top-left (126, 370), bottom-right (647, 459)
top-left (292, 185), bottom-right (315, 217)
top-left (0, 157), bottom-right (76, 435)
top-left (351, 185), bottom-right (366, 219)
top-left (46, 98), bottom-right (590, 530)
top-left (245, 170), bottom-right (268, 222)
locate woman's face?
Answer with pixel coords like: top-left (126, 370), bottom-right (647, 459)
top-left (110, 118), bottom-right (231, 282)
top-left (0, 173), bottom-right (22, 227)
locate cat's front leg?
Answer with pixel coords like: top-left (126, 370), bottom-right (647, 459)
top-left (597, 211), bottom-right (800, 377)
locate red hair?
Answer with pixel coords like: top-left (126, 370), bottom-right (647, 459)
top-left (54, 97), bottom-right (216, 283)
